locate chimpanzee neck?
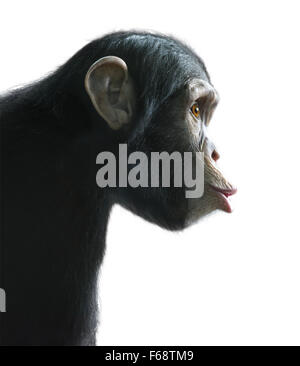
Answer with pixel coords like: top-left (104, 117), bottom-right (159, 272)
top-left (1, 102), bottom-right (112, 344)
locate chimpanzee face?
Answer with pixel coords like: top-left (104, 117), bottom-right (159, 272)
top-left (85, 37), bottom-right (236, 230)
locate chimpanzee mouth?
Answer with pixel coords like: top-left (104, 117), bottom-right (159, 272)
top-left (209, 185), bottom-right (237, 213)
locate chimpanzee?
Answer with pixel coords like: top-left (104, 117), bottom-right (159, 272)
top-left (0, 31), bottom-right (236, 345)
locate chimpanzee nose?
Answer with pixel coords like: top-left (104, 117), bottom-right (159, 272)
top-left (201, 134), bottom-right (220, 162)
top-left (211, 149), bottom-right (220, 162)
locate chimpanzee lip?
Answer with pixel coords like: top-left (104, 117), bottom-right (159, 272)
top-left (209, 184), bottom-right (237, 213)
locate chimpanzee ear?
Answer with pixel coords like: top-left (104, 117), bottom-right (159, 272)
top-left (84, 56), bottom-right (136, 130)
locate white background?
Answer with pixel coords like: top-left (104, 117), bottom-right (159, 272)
top-left (1, 0), bottom-right (300, 345)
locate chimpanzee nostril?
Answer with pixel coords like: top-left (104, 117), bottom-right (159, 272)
top-left (212, 149), bottom-right (220, 162)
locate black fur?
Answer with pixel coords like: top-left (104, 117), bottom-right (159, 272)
top-left (0, 31), bottom-right (210, 345)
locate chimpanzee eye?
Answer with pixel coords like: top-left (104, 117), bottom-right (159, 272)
top-left (191, 103), bottom-right (201, 119)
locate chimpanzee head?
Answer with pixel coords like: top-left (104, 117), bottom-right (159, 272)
top-left (84, 32), bottom-right (236, 230)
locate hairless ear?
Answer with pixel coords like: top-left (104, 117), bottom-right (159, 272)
top-left (84, 56), bottom-right (136, 130)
